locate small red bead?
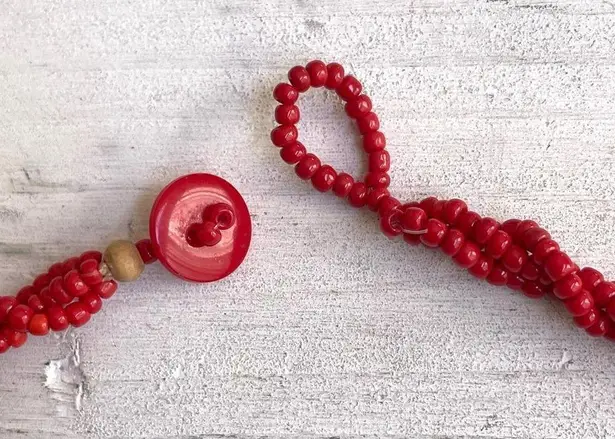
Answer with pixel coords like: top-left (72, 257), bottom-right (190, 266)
top-left (378, 197), bottom-right (401, 218)
top-left (365, 171), bottom-right (390, 189)
top-left (507, 273), bottom-right (524, 291)
top-left (48, 262), bottom-right (64, 279)
top-left (455, 211), bottom-right (481, 236)
top-left (61, 257), bottom-right (81, 274)
top-left (46, 304), bottom-right (69, 331)
top-left (401, 207), bottom-right (428, 233)
top-left (363, 131), bottom-right (386, 153)
top-left (7, 304), bottom-right (34, 332)
top-left (288, 66), bottom-right (311, 92)
top-left (502, 245), bottom-right (528, 274)
top-left (521, 227), bottom-right (551, 252)
top-left (39, 287), bottom-right (56, 308)
top-left (336, 75), bottom-right (362, 101)
top-left (15, 286), bottom-right (35, 304)
top-left (574, 308), bottom-right (598, 329)
top-left (305, 60), bottom-right (328, 87)
top-left (368, 151), bottom-right (390, 173)
top-left (325, 63), bottom-right (345, 89)
top-left (187, 221), bottom-right (222, 248)
top-left (500, 219), bottom-right (521, 237)
top-left (366, 188), bottom-right (390, 212)
top-left (593, 282), bottom-right (615, 308)
top-left (520, 260), bottom-right (541, 281)
top-left (345, 95), bottom-right (372, 119)
top-left (65, 303), bottom-right (91, 328)
top-left (28, 314), bottom-right (49, 336)
top-left (80, 259), bottom-right (103, 286)
top-left (578, 267), bottom-right (604, 292)
top-left (453, 241), bottom-right (481, 268)
top-left (27, 295), bottom-right (45, 313)
top-left (564, 290), bottom-right (594, 317)
top-left (469, 254), bottom-right (494, 279)
top-left (544, 251), bottom-right (576, 282)
top-left (1, 328), bottom-right (27, 348)
top-left (430, 201), bottom-right (445, 221)
top-left (79, 251), bottom-right (102, 264)
top-left (348, 183), bottom-right (368, 208)
top-left (0, 296), bottom-right (17, 323)
top-left (0, 337), bottom-right (8, 354)
top-left (271, 125), bottom-right (298, 147)
top-left (441, 199), bottom-right (468, 226)
top-left (418, 197), bottom-right (438, 217)
top-left (63, 270), bottom-right (89, 298)
top-left (473, 217), bottom-right (499, 246)
top-left (357, 112), bottom-right (380, 134)
top-left (295, 154), bottom-right (321, 180)
top-left (522, 281), bottom-right (547, 299)
top-left (49, 277), bottom-right (73, 304)
top-left (420, 219), bottom-right (447, 248)
top-left (273, 83), bottom-right (299, 104)
top-left (487, 264), bottom-right (509, 286)
top-left (280, 142), bottom-right (306, 164)
top-left (135, 239), bottom-right (157, 264)
top-left (532, 239), bottom-right (560, 265)
top-left (403, 233), bottom-right (422, 246)
top-left (80, 292), bottom-right (103, 314)
top-left (32, 273), bottom-right (50, 293)
top-left (440, 229), bottom-right (466, 256)
top-left (380, 209), bottom-right (403, 238)
top-left (586, 313), bottom-right (609, 337)
top-left (311, 165), bottom-right (337, 192)
top-left (275, 104), bottom-right (300, 125)
top-left (513, 220), bottom-right (539, 244)
top-left (332, 173), bottom-right (354, 198)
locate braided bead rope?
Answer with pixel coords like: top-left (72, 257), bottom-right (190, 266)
top-left (271, 60), bottom-right (615, 343)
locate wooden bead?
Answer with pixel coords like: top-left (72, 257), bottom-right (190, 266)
top-left (103, 240), bottom-right (144, 282)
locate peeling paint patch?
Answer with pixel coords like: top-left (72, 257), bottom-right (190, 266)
top-left (44, 337), bottom-right (86, 417)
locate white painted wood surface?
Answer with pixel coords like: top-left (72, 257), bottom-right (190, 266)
top-left (1, 0), bottom-right (615, 438)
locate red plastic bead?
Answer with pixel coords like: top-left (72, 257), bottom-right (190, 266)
top-left (357, 112), bottom-right (380, 134)
top-left (288, 66), bottom-right (311, 92)
top-left (336, 75), bottom-right (362, 101)
top-left (430, 201), bottom-right (445, 221)
top-left (325, 63), bottom-right (344, 89)
top-left (1, 328), bottom-right (27, 348)
top-left (441, 199), bottom-right (468, 226)
top-left (513, 220), bottom-right (539, 244)
top-left (440, 229), bottom-right (466, 256)
top-left (586, 313), bottom-right (609, 337)
top-left (520, 261), bottom-right (541, 281)
top-left (564, 290), bottom-right (594, 317)
top-left (593, 282), bottom-right (615, 308)
top-left (28, 314), bottom-right (49, 336)
top-left (469, 254), bottom-right (494, 279)
top-left (544, 251), bottom-right (576, 282)
top-left (365, 171), bottom-right (390, 189)
top-left (26, 295), bottom-right (45, 313)
top-left (403, 233), bottom-right (422, 246)
top-left (473, 217), bottom-right (499, 246)
top-left (271, 125), bottom-right (298, 147)
top-left (295, 154), bottom-right (321, 180)
top-left (39, 287), bottom-right (56, 308)
top-left (64, 270), bottom-right (89, 298)
top-left (553, 273), bottom-right (583, 300)
top-left (80, 292), bottom-right (103, 314)
top-left (7, 304), bottom-right (34, 332)
top-left (49, 277), bottom-right (73, 304)
top-left (65, 303), bottom-right (91, 328)
top-left (32, 273), bottom-right (50, 293)
top-left (79, 251), bottom-right (102, 264)
top-left (453, 241), bottom-right (480, 268)
top-left (522, 281), bottom-right (547, 299)
top-left (15, 286), bottom-right (35, 304)
top-left (47, 304), bottom-right (70, 331)
top-left (418, 197), bottom-right (437, 217)
top-left (401, 207), bottom-right (428, 233)
top-left (420, 219), bottom-right (447, 248)
top-left (378, 197), bottom-right (401, 218)
top-left (348, 183), bottom-right (368, 208)
top-left (363, 131), bottom-right (386, 153)
top-left (48, 262), bottom-right (64, 279)
top-left (275, 104), bottom-right (300, 125)
top-left (305, 60), bottom-right (328, 87)
top-left (366, 188), bottom-right (390, 212)
top-left (578, 267), bottom-right (604, 292)
top-left (574, 308), bottom-right (598, 329)
top-left (273, 83), bottom-right (299, 104)
top-left (368, 150), bottom-right (390, 173)
top-left (61, 257), bottom-right (80, 274)
top-left (455, 211), bottom-right (481, 236)
top-left (136, 239), bottom-right (157, 264)
top-left (345, 95), bottom-right (372, 119)
top-left (0, 296), bottom-right (17, 323)
top-left (332, 173), bottom-right (354, 197)
top-left (500, 219), bottom-right (521, 237)
top-left (80, 259), bottom-right (103, 286)
top-left (502, 245), bottom-right (528, 273)
top-left (532, 239), bottom-right (560, 265)
top-left (0, 337), bottom-right (8, 354)
top-left (187, 221), bottom-right (222, 248)
top-left (380, 209), bottom-right (402, 238)
top-left (521, 228), bottom-right (551, 252)
top-left (280, 142), bottom-right (306, 164)
top-left (487, 264), bottom-right (509, 286)
top-left (506, 273), bottom-right (524, 291)
top-left (203, 203), bottom-right (237, 230)
top-left (311, 165), bottom-right (337, 192)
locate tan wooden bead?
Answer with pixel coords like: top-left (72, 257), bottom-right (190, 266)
top-left (103, 240), bottom-right (144, 282)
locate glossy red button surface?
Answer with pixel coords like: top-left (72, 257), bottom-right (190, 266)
top-left (149, 174), bottom-right (251, 283)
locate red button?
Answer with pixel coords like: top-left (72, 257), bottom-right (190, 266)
top-left (149, 174), bottom-right (251, 282)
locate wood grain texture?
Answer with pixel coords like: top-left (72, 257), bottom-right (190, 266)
top-left (1, 0), bottom-right (615, 438)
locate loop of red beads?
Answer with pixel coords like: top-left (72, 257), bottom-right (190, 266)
top-left (271, 60), bottom-right (615, 343)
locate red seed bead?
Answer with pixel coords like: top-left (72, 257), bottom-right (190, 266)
top-left (0, 296), bottom-right (17, 323)
top-left (357, 112), bottom-right (380, 134)
top-left (288, 66), bottom-right (311, 92)
top-left (1, 328), bottom-right (27, 348)
top-left (366, 188), bottom-right (390, 212)
top-left (47, 304), bottom-right (69, 331)
top-left (455, 211), bottom-right (481, 236)
top-left (336, 75), bottom-right (362, 101)
top-left (311, 165), bottom-right (337, 192)
top-left (28, 314), bottom-right (49, 336)
top-left (80, 259), bottom-right (103, 286)
top-left (593, 282), bottom-right (615, 308)
top-left (440, 229), bottom-right (466, 256)
top-left (325, 63), bottom-right (344, 89)
top-left (544, 251), bottom-right (576, 282)
top-left (513, 220), bottom-right (539, 244)
top-left (368, 150), bottom-right (390, 173)
top-left (365, 171), bottom-right (390, 189)
top-left (469, 254), bottom-right (494, 279)
top-left (453, 241), bottom-right (481, 268)
top-left (420, 219), bottom-right (447, 248)
top-left (27, 295), bottom-right (45, 313)
top-left (522, 281), bottom-right (548, 299)
top-left (532, 239), bottom-right (560, 265)
top-left (0, 337), bottom-right (8, 354)
top-left (500, 219), bottom-right (521, 237)
top-left (430, 200), bottom-right (446, 221)
top-left (378, 197), bottom-right (401, 218)
top-left (275, 104), bottom-right (300, 125)
top-left (80, 292), bottom-right (103, 314)
top-left (564, 290), bottom-right (594, 317)
top-left (574, 308), bottom-right (598, 329)
top-left (61, 257), bottom-right (80, 274)
top-left (32, 273), bottom-right (50, 293)
top-left (15, 286), bottom-right (35, 304)
top-left (332, 173), bottom-right (354, 198)
top-left (7, 305), bottom-right (34, 332)
top-left (295, 154), bottom-right (321, 180)
top-left (273, 83), bottom-right (299, 104)
top-left (94, 280), bottom-right (118, 299)
top-left (271, 125), bottom-right (298, 147)
top-left (345, 95), bottom-right (372, 119)
top-left (586, 313), bottom-right (609, 337)
top-left (348, 183), bottom-right (368, 208)
top-left (507, 273), bottom-right (524, 291)
top-left (280, 142), bottom-right (306, 164)
top-left (441, 199), bottom-right (468, 226)
top-left (79, 251), bottom-right (102, 264)
top-left (473, 217), bottom-right (499, 246)
top-left (39, 287), bottom-right (56, 308)
top-left (49, 277), bottom-right (73, 304)
top-left (136, 239), bottom-right (157, 265)
top-left (63, 270), bottom-right (89, 298)
top-left (363, 131), bottom-right (386, 153)
top-left (520, 261), bottom-right (541, 281)
top-left (521, 227), bottom-right (551, 252)
top-left (403, 233), bottom-right (422, 246)
top-left (578, 267), bottom-right (604, 292)
top-left (380, 209), bottom-right (402, 238)
top-left (487, 264), bottom-right (509, 286)
top-left (305, 60), bottom-right (328, 87)
top-left (48, 262), bottom-right (64, 279)
top-left (417, 197), bottom-right (436, 218)
top-left (65, 303), bottom-right (91, 328)
top-left (502, 245), bottom-right (528, 273)
top-left (401, 207), bottom-right (427, 233)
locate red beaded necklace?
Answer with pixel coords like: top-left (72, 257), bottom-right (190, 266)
top-left (1, 60), bottom-right (614, 355)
